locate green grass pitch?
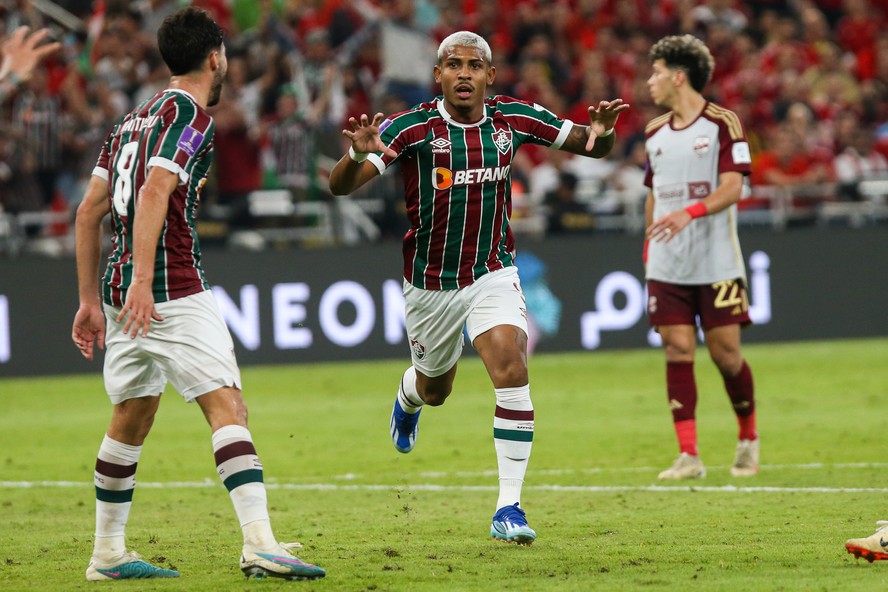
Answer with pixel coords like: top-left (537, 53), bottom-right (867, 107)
top-left (2, 337), bottom-right (888, 591)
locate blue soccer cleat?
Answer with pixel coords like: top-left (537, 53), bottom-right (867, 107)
top-left (490, 503), bottom-right (537, 546)
top-left (241, 542), bottom-right (326, 581)
top-left (390, 398), bottom-right (421, 453)
top-left (85, 551), bottom-right (180, 581)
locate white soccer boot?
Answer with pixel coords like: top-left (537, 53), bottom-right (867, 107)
top-left (730, 439), bottom-right (760, 477)
top-left (846, 521), bottom-right (888, 562)
top-left (658, 452), bottom-right (706, 480)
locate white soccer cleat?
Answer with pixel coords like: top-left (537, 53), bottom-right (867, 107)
top-left (846, 521), bottom-right (888, 562)
top-left (730, 439), bottom-right (760, 477)
top-left (658, 452), bottom-right (706, 480)
top-left (240, 541), bottom-right (326, 580)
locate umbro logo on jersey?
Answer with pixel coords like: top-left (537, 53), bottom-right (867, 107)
top-left (430, 137), bottom-right (451, 154)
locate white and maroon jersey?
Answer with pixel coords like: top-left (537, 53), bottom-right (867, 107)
top-left (92, 89), bottom-right (215, 307)
top-left (644, 102), bottom-right (752, 285)
top-left (368, 95), bottom-right (573, 290)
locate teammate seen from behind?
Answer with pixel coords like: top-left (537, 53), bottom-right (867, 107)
top-left (71, 7), bottom-right (324, 582)
top-left (328, 30), bottom-right (628, 545)
top-left (643, 34), bottom-right (759, 480)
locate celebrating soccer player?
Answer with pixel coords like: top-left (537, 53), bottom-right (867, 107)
top-left (71, 7), bottom-right (325, 581)
top-left (643, 34), bottom-right (759, 480)
top-left (329, 30), bottom-right (628, 545)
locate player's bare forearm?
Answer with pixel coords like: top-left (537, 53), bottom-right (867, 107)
top-left (701, 171), bottom-right (744, 215)
top-left (131, 183), bottom-right (170, 284)
top-left (561, 125), bottom-right (616, 158)
top-left (74, 175), bottom-right (110, 304)
top-left (328, 156), bottom-right (376, 195)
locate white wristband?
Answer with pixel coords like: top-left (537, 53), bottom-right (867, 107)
top-left (598, 127), bottom-right (614, 137)
top-left (348, 146), bottom-right (369, 162)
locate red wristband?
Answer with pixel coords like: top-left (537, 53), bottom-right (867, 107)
top-left (643, 239), bottom-right (649, 263)
top-left (684, 202), bottom-right (708, 219)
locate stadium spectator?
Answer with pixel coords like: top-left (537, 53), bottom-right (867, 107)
top-left (643, 34), bottom-right (759, 481)
top-left (70, 7), bottom-right (325, 582)
top-left (0, 25), bottom-right (60, 103)
top-left (545, 171), bottom-right (596, 233)
top-left (261, 84), bottom-right (315, 199)
top-left (328, 30), bottom-right (627, 546)
top-left (752, 124), bottom-right (833, 189)
top-left (209, 54), bottom-right (263, 228)
top-left (605, 133), bottom-right (649, 219)
top-left (832, 122), bottom-right (888, 201)
top-left (4, 0), bottom-right (888, 249)
top-left (11, 66), bottom-right (61, 209)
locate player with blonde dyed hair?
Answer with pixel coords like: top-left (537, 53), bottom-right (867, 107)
top-left (330, 30), bottom-right (628, 545)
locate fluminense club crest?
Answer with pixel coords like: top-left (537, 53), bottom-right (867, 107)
top-left (410, 338), bottom-right (426, 360)
top-left (492, 129), bottom-right (512, 155)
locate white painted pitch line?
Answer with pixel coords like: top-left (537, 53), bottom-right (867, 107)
top-left (2, 481), bottom-right (888, 494)
top-left (413, 462), bottom-right (888, 479)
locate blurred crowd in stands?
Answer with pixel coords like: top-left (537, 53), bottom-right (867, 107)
top-left (1, 0), bottom-right (887, 253)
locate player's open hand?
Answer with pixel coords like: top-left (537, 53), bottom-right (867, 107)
top-left (0, 26), bottom-right (61, 83)
top-left (647, 209), bottom-right (692, 243)
top-left (72, 304), bottom-right (106, 361)
top-left (586, 99), bottom-right (630, 151)
top-left (117, 280), bottom-right (164, 339)
top-left (341, 113), bottom-right (397, 158)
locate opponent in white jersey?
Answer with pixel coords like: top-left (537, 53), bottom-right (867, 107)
top-left (642, 35), bottom-right (759, 482)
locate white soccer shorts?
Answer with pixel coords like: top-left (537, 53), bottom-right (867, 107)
top-left (102, 289), bottom-right (242, 404)
top-left (403, 266), bottom-right (528, 377)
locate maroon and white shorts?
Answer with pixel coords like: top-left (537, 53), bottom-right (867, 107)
top-left (646, 278), bottom-right (751, 329)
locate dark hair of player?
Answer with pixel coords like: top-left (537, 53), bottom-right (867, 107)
top-left (648, 34), bottom-right (715, 93)
top-left (157, 7), bottom-right (224, 76)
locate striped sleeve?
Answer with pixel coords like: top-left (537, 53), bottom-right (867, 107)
top-left (494, 96), bottom-right (570, 148)
top-left (92, 128), bottom-right (115, 180)
top-left (368, 104), bottom-right (435, 174)
top-left (148, 95), bottom-right (214, 183)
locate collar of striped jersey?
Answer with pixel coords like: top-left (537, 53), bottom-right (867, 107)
top-left (436, 98), bottom-right (489, 128)
top-left (163, 88), bottom-right (199, 106)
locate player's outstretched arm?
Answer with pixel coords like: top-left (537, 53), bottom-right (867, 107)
top-left (328, 112), bottom-right (396, 195)
top-left (560, 99), bottom-right (630, 158)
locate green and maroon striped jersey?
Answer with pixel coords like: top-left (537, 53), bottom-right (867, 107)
top-left (369, 95), bottom-right (573, 290)
top-left (92, 89), bottom-right (215, 307)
